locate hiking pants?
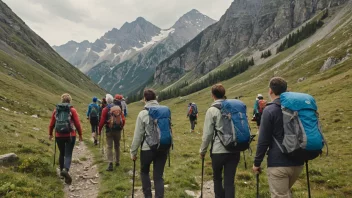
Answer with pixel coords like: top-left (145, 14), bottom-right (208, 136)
top-left (211, 153), bottom-right (240, 198)
top-left (189, 115), bottom-right (197, 130)
top-left (140, 150), bottom-right (168, 198)
top-left (56, 136), bottom-right (76, 171)
top-left (255, 113), bottom-right (262, 127)
top-left (90, 117), bottom-right (99, 139)
top-left (106, 131), bottom-right (121, 163)
top-left (267, 166), bottom-right (304, 198)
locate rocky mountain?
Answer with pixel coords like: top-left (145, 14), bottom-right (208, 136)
top-left (53, 17), bottom-right (162, 73)
top-left (154, 0), bottom-right (347, 85)
top-left (0, 0), bottom-right (103, 98)
top-left (53, 9), bottom-right (215, 95)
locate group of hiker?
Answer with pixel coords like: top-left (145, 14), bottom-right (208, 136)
top-left (49, 76), bottom-right (326, 198)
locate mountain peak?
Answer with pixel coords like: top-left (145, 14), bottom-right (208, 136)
top-left (172, 9), bottom-right (216, 29)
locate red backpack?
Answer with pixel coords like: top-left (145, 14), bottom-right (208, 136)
top-left (258, 100), bottom-right (267, 113)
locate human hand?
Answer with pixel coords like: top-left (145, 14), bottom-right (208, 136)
top-left (79, 135), bottom-right (83, 142)
top-left (200, 153), bottom-right (205, 159)
top-left (131, 155), bottom-right (137, 161)
top-left (252, 165), bottom-right (261, 174)
top-left (49, 135), bottom-right (53, 141)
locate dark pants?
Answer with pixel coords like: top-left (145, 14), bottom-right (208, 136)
top-left (90, 117), bottom-right (99, 133)
top-left (211, 153), bottom-right (240, 198)
top-left (189, 115), bottom-right (197, 130)
top-left (56, 136), bottom-right (76, 171)
top-left (255, 113), bottom-right (262, 127)
top-left (140, 150), bottom-right (168, 198)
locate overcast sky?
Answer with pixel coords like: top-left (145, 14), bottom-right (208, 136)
top-left (3, 0), bottom-right (233, 46)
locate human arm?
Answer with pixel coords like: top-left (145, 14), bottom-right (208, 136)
top-left (98, 107), bottom-right (108, 135)
top-left (199, 108), bottom-right (215, 156)
top-left (130, 111), bottom-right (146, 159)
top-left (48, 109), bottom-right (56, 140)
top-left (253, 109), bottom-right (273, 168)
top-left (86, 104), bottom-right (91, 118)
top-left (71, 108), bottom-right (82, 140)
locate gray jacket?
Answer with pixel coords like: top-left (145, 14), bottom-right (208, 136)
top-left (130, 100), bottom-right (159, 157)
top-left (200, 99), bottom-right (232, 155)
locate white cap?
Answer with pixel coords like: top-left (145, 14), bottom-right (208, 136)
top-left (257, 94), bottom-right (263, 97)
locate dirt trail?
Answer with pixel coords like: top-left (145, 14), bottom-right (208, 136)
top-left (61, 142), bottom-right (99, 198)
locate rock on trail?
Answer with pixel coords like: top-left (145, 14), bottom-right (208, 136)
top-left (63, 142), bottom-right (99, 198)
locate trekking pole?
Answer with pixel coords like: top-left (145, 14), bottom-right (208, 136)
top-left (243, 151), bottom-right (247, 169)
top-left (306, 161), bottom-right (311, 198)
top-left (102, 130), bottom-right (105, 155)
top-left (123, 129), bottom-right (126, 152)
top-left (53, 135), bottom-right (56, 168)
top-left (168, 150), bottom-right (171, 167)
top-left (256, 173), bottom-right (259, 198)
top-left (132, 160), bottom-right (136, 198)
top-left (200, 157), bottom-right (205, 198)
top-left (99, 133), bottom-right (101, 148)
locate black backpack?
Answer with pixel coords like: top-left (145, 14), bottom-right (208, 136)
top-left (55, 103), bottom-right (72, 134)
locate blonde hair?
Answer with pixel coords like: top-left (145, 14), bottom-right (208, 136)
top-left (61, 93), bottom-right (72, 103)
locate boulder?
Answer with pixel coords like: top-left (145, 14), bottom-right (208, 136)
top-left (185, 190), bottom-right (196, 197)
top-left (0, 153), bottom-right (19, 165)
top-left (320, 57), bottom-right (339, 72)
top-left (297, 77), bottom-right (306, 83)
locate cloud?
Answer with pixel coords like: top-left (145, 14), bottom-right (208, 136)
top-left (3, 0), bottom-right (233, 45)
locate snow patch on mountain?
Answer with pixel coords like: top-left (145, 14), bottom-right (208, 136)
top-left (133, 28), bottom-right (175, 51)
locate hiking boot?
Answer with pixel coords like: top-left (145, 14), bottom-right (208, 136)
top-left (60, 168), bottom-right (72, 185)
top-left (115, 163), bottom-right (120, 167)
top-left (94, 139), bottom-right (98, 145)
top-left (106, 163), bottom-right (113, 171)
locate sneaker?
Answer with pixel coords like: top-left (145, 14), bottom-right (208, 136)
top-left (115, 163), bottom-right (120, 167)
top-left (106, 163), bottom-right (113, 171)
top-left (94, 139), bottom-right (98, 145)
top-left (60, 168), bottom-right (72, 185)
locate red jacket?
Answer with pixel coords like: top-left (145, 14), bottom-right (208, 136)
top-left (49, 107), bottom-right (82, 138)
top-left (99, 106), bottom-right (125, 135)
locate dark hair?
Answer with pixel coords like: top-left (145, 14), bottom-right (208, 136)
top-left (144, 89), bottom-right (156, 101)
top-left (269, 77), bottom-right (287, 95)
top-left (211, 84), bottom-right (226, 99)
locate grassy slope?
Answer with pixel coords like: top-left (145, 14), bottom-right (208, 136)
top-left (92, 7), bottom-right (352, 198)
top-left (0, 8), bottom-right (106, 196)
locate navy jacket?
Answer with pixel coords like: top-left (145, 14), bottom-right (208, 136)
top-left (254, 98), bottom-right (304, 167)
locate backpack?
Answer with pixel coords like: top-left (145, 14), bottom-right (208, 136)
top-left (274, 92), bottom-right (326, 161)
top-left (212, 99), bottom-right (251, 152)
top-left (190, 103), bottom-right (198, 117)
top-left (90, 104), bottom-right (99, 119)
top-left (55, 103), bottom-right (73, 134)
top-left (106, 104), bottom-right (123, 131)
top-left (144, 106), bottom-right (173, 151)
top-left (258, 100), bottom-right (267, 113)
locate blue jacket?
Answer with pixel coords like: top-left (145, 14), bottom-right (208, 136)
top-left (87, 103), bottom-right (100, 118)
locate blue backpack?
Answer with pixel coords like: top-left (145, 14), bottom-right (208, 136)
top-left (275, 92), bottom-right (327, 161)
top-left (212, 99), bottom-right (251, 152)
top-left (144, 106), bottom-right (173, 151)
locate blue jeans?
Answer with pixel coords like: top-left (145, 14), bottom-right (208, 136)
top-left (56, 137), bottom-right (76, 171)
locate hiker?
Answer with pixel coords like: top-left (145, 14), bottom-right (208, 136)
top-left (87, 97), bottom-right (100, 145)
top-left (130, 89), bottom-right (172, 198)
top-left (99, 94), bottom-right (125, 171)
top-left (200, 84), bottom-right (243, 198)
top-left (49, 93), bottom-right (83, 185)
top-left (253, 94), bottom-right (267, 131)
top-left (187, 102), bottom-right (198, 133)
top-left (121, 96), bottom-right (128, 117)
top-left (253, 77), bottom-right (304, 198)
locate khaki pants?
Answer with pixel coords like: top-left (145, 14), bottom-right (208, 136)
top-left (106, 131), bottom-right (121, 163)
top-left (267, 166), bottom-right (304, 198)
